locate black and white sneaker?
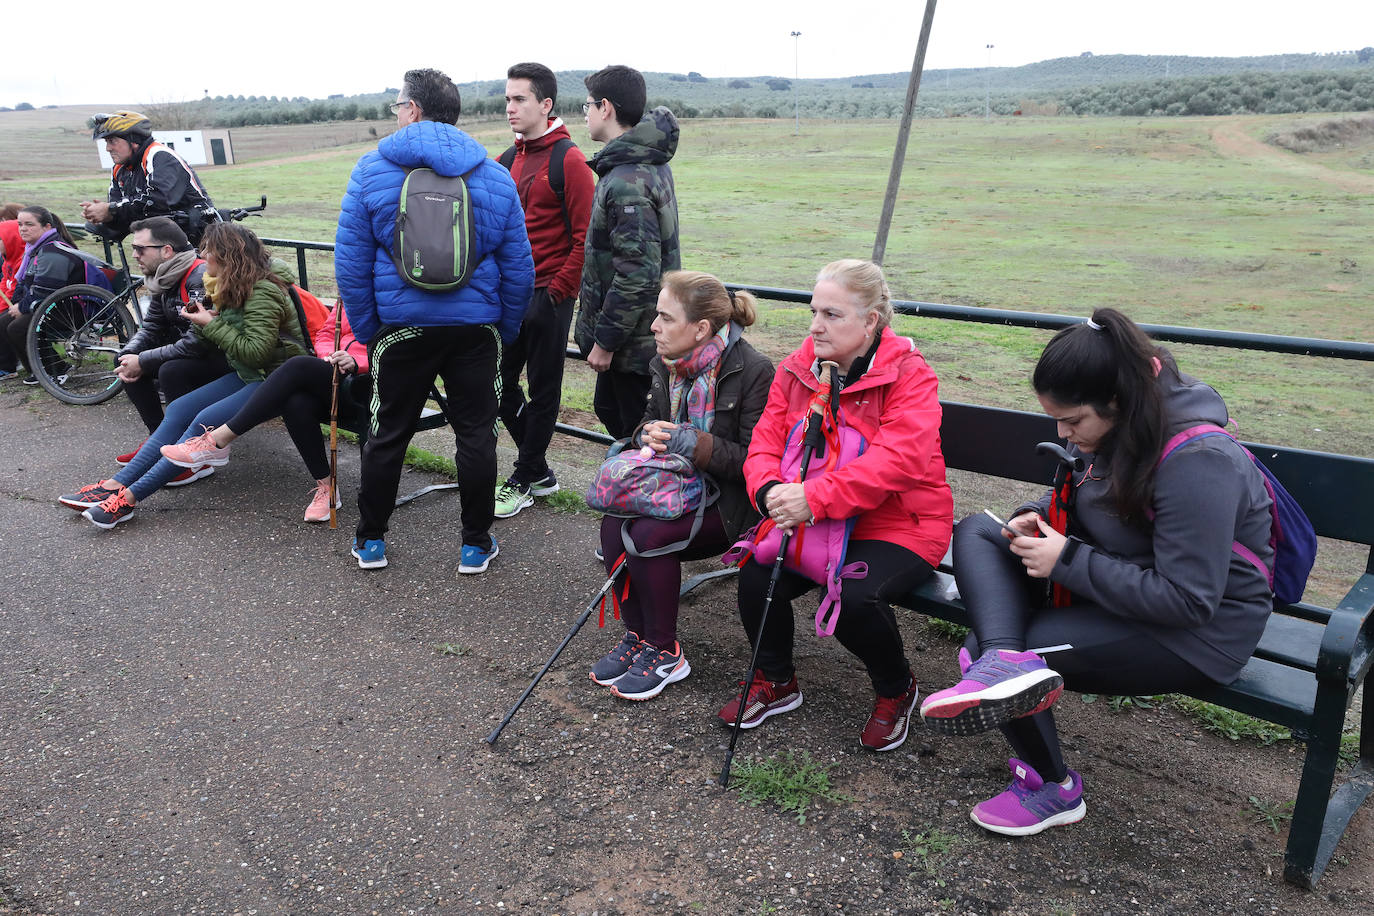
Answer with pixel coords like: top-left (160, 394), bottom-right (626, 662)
top-left (612, 642), bottom-right (692, 701)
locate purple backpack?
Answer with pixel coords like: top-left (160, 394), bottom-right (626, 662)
top-left (723, 413), bottom-right (869, 637)
top-left (1157, 424), bottom-right (1317, 606)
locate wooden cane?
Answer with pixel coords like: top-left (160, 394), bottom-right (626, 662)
top-left (328, 300), bottom-right (344, 529)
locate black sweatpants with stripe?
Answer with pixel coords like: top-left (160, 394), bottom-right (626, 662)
top-left (356, 324), bottom-right (500, 550)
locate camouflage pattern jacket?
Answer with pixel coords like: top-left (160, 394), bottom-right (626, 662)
top-left (575, 107), bottom-right (681, 376)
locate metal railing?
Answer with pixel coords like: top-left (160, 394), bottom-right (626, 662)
top-left (258, 235), bottom-right (1374, 448)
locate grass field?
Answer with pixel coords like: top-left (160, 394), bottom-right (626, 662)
top-left (3, 108), bottom-right (1370, 465)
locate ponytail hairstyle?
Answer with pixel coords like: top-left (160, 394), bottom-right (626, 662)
top-left (1032, 307), bottom-right (1173, 524)
top-left (660, 269), bottom-right (757, 334)
top-left (19, 205), bottom-right (76, 247)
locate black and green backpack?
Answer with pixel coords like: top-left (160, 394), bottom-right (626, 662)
top-left (391, 165), bottom-right (480, 291)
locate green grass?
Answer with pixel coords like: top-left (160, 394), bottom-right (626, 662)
top-left (1171, 696), bottom-right (1292, 744)
top-left (432, 642), bottom-right (468, 658)
top-left (900, 827), bottom-right (962, 884)
top-left (543, 488), bottom-right (588, 514)
top-left (1248, 795), bottom-right (1295, 833)
top-left (729, 751), bottom-right (851, 825)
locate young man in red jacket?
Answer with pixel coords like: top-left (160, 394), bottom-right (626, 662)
top-left (494, 62), bottom-right (597, 519)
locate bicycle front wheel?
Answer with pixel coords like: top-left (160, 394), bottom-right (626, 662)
top-left (26, 284), bottom-right (139, 405)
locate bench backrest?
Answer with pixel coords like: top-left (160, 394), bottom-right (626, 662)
top-left (937, 400), bottom-right (1374, 549)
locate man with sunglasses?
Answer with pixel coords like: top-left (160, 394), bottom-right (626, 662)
top-left (576, 65), bottom-right (681, 440)
top-left (110, 216), bottom-right (228, 484)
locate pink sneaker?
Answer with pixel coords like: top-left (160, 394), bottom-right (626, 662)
top-left (970, 758), bottom-right (1086, 836)
top-left (920, 647), bottom-right (1063, 736)
top-left (304, 479), bottom-right (341, 522)
top-left (160, 427), bottom-right (230, 468)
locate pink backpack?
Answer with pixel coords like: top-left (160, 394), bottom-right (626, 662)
top-left (723, 412), bottom-right (869, 637)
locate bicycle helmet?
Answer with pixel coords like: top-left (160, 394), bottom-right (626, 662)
top-left (91, 111), bottom-right (153, 142)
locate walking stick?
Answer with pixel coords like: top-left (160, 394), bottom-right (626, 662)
top-left (719, 361), bottom-right (839, 788)
top-left (486, 556), bottom-right (629, 744)
top-left (328, 301), bottom-right (345, 529)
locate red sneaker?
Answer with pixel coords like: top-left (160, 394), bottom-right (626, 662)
top-left (115, 438), bottom-right (148, 466)
top-left (860, 672), bottom-right (919, 751)
top-left (717, 671), bottom-right (803, 729)
top-left (165, 465), bottom-right (215, 488)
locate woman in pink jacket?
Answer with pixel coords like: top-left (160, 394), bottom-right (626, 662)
top-left (160, 303), bottom-right (368, 522)
top-left (718, 259), bottom-right (953, 752)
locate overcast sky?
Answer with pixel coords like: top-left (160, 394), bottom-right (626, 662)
top-left (6, 1), bottom-right (1370, 107)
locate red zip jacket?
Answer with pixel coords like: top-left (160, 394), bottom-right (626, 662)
top-left (314, 304), bottom-right (369, 374)
top-left (744, 327), bottom-right (953, 567)
top-left (507, 119), bottom-right (595, 303)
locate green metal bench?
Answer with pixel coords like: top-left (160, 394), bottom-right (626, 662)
top-left (897, 401), bottom-right (1374, 889)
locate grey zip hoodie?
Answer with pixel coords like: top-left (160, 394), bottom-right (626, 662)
top-left (1022, 363), bottom-right (1274, 682)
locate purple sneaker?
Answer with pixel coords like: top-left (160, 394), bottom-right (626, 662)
top-left (971, 758), bottom-right (1086, 836)
top-left (919, 647), bottom-right (1063, 736)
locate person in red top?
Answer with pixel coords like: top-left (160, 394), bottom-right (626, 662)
top-left (718, 259), bottom-right (954, 752)
top-left (493, 61), bottom-right (596, 518)
top-left (0, 205), bottom-right (25, 379)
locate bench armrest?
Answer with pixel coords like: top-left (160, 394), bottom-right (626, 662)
top-left (1315, 572), bottom-right (1374, 685)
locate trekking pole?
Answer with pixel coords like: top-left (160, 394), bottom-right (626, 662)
top-left (328, 301), bottom-right (345, 530)
top-left (719, 360), bottom-right (838, 788)
top-left (486, 557), bottom-right (629, 745)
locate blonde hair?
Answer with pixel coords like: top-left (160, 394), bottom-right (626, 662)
top-left (660, 270), bottom-right (757, 332)
top-left (815, 258), bottom-right (893, 332)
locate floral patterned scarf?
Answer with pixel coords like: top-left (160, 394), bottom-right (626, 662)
top-left (664, 322), bottom-right (734, 432)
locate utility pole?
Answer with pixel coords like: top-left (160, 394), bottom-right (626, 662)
top-left (985, 43), bottom-right (994, 119)
top-left (872, 0), bottom-right (939, 266)
top-left (791, 31), bottom-right (802, 135)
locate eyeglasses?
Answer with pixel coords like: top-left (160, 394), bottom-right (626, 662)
top-left (582, 98), bottom-right (603, 114)
top-left (389, 99), bottom-right (414, 114)
top-left (130, 243), bottom-right (167, 255)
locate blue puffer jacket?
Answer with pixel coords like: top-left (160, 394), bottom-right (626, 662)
top-left (336, 120), bottom-right (534, 345)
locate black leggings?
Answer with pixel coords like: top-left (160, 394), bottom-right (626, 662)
top-left (737, 539), bottom-right (934, 698)
top-left (0, 309), bottom-right (33, 373)
top-left (952, 512), bottom-right (1215, 781)
top-left (223, 355), bottom-right (336, 480)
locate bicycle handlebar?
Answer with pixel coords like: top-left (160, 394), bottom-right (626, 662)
top-left (201, 196), bottom-right (268, 223)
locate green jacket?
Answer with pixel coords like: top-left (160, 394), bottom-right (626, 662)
top-left (198, 263), bottom-right (306, 382)
top-left (576, 107), bottom-right (681, 376)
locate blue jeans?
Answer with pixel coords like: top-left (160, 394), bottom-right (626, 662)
top-left (114, 372), bottom-right (260, 502)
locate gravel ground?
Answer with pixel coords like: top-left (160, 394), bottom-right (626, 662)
top-left (1, 385), bottom-right (1370, 915)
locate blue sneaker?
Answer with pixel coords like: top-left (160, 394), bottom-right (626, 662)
top-left (352, 537), bottom-right (388, 569)
top-left (459, 537), bottom-right (499, 574)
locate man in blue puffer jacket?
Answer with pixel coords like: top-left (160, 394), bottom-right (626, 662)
top-left (337, 67), bottom-right (534, 573)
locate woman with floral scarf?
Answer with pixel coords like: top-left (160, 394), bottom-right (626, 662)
top-left (590, 270), bottom-right (773, 701)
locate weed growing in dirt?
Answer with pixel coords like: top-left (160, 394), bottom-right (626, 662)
top-left (1248, 795), bottom-right (1295, 833)
top-left (1172, 696), bottom-right (1291, 744)
top-left (925, 618), bottom-right (970, 643)
top-left (433, 643), bottom-right (468, 658)
top-left (1338, 731), bottom-right (1362, 769)
top-left (544, 489), bottom-right (588, 514)
top-left (1081, 694), bottom-right (1158, 712)
top-left (730, 751), bottom-right (851, 824)
top-left (899, 827), bottom-right (961, 885)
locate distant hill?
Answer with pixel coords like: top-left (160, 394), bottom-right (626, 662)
top-left (6, 51), bottom-right (1370, 126)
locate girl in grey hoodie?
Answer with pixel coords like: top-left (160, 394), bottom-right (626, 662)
top-left (920, 308), bottom-right (1274, 838)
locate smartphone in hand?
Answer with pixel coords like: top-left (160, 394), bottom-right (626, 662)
top-left (983, 508), bottom-right (1024, 538)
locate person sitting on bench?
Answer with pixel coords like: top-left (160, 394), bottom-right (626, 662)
top-left (159, 303), bottom-right (367, 523)
top-left (590, 270), bottom-right (772, 701)
top-left (59, 223), bottom-right (307, 528)
top-left (919, 307), bottom-right (1275, 837)
top-left (717, 259), bottom-right (952, 752)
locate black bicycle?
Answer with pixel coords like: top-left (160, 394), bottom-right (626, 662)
top-left (25, 197), bottom-right (267, 405)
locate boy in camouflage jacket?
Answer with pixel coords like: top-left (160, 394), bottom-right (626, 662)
top-left (577, 65), bottom-right (681, 438)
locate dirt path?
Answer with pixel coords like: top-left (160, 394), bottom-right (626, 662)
top-left (1209, 120), bottom-right (1374, 193)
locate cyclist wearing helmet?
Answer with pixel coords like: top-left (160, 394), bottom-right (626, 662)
top-left (80, 111), bottom-right (216, 243)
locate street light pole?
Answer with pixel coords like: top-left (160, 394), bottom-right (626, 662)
top-left (985, 43), bottom-right (994, 120)
top-left (791, 30), bottom-right (802, 135)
